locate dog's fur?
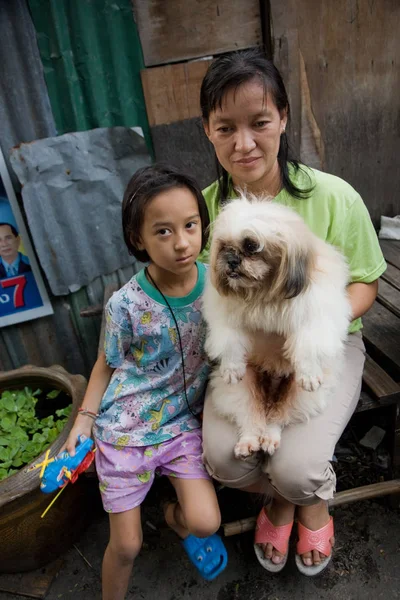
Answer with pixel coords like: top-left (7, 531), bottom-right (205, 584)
top-left (202, 195), bottom-right (352, 459)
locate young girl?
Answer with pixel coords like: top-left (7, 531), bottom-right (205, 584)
top-left (65, 164), bottom-right (227, 600)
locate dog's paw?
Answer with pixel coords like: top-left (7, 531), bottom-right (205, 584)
top-left (260, 432), bottom-right (281, 456)
top-left (220, 362), bottom-right (246, 385)
top-left (297, 371), bottom-right (323, 392)
top-left (234, 437), bottom-right (260, 459)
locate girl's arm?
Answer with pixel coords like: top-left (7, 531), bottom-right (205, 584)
top-left (347, 279), bottom-right (379, 320)
top-left (63, 352), bottom-right (114, 455)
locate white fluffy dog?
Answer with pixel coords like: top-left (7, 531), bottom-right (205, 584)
top-left (202, 195), bottom-right (352, 459)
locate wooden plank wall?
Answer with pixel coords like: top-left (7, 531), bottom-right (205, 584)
top-left (134, 0), bottom-right (262, 189)
top-left (133, 0), bottom-right (262, 66)
top-left (270, 0), bottom-right (400, 226)
top-left (141, 59), bottom-right (216, 188)
top-left (150, 119), bottom-right (217, 190)
top-left (141, 60), bottom-right (212, 127)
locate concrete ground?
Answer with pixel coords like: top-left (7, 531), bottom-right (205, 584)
top-left (1, 482), bottom-right (399, 600)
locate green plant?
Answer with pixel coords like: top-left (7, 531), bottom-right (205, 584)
top-left (0, 387), bottom-right (72, 481)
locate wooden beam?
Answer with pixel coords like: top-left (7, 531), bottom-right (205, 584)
top-left (329, 480), bottom-right (400, 507)
top-left (362, 354), bottom-right (400, 405)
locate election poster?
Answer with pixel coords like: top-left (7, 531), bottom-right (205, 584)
top-left (0, 146), bottom-right (53, 327)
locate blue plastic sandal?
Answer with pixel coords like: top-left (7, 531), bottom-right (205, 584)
top-left (182, 533), bottom-right (228, 581)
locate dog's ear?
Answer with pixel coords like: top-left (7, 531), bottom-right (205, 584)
top-left (210, 240), bottom-right (231, 296)
top-left (283, 246), bottom-right (311, 299)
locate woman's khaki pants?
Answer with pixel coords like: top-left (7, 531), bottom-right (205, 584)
top-left (202, 332), bottom-right (365, 506)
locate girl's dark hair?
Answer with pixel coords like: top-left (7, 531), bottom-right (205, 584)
top-left (122, 164), bottom-right (210, 263)
top-left (200, 48), bottom-right (313, 202)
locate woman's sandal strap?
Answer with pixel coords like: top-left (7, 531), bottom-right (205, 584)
top-left (296, 516), bottom-right (334, 557)
top-left (254, 508), bottom-right (294, 555)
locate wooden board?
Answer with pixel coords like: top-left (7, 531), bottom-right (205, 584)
top-left (381, 262), bottom-right (400, 293)
top-left (133, 0), bottom-right (261, 66)
top-left (362, 301), bottom-right (400, 379)
top-left (269, 0), bottom-right (400, 226)
top-left (356, 390), bottom-right (380, 413)
top-left (362, 354), bottom-right (400, 406)
top-left (377, 278), bottom-right (400, 319)
top-left (380, 240), bottom-right (400, 270)
top-left (0, 558), bottom-right (63, 599)
top-left (141, 60), bottom-right (212, 126)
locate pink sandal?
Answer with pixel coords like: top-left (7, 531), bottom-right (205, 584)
top-left (254, 508), bottom-right (294, 572)
top-left (295, 517), bottom-right (334, 576)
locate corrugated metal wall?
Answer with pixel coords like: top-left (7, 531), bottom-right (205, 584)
top-left (0, 0), bottom-right (150, 377)
top-left (0, 0), bottom-right (57, 185)
top-left (28, 0), bottom-right (152, 151)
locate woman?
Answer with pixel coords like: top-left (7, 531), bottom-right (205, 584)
top-left (198, 49), bottom-right (386, 575)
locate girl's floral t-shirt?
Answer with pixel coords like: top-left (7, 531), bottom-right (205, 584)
top-left (93, 262), bottom-right (209, 448)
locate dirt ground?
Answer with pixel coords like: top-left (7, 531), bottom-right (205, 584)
top-left (0, 481), bottom-right (399, 600)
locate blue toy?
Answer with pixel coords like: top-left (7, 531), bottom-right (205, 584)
top-left (182, 533), bottom-right (228, 581)
top-left (40, 436), bottom-right (95, 494)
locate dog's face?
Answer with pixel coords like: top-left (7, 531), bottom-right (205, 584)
top-left (213, 233), bottom-right (273, 292)
top-left (210, 196), bottom-right (314, 301)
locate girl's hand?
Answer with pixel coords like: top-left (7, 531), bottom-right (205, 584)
top-left (61, 414), bottom-right (94, 457)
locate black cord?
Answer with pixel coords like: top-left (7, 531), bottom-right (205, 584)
top-left (144, 268), bottom-right (196, 418)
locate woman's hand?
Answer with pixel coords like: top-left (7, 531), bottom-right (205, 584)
top-left (62, 414), bottom-right (95, 456)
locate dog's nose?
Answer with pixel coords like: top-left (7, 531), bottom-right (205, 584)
top-left (227, 255), bottom-right (241, 269)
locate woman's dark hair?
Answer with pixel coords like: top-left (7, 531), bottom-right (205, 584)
top-left (200, 48), bottom-right (313, 201)
top-left (122, 164), bottom-right (210, 263)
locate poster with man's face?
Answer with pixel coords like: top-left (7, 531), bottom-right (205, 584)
top-left (0, 147), bottom-right (52, 327)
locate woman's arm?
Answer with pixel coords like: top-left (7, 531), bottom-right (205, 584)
top-left (347, 279), bottom-right (379, 320)
top-left (63, 352), bottom-right (114, 455)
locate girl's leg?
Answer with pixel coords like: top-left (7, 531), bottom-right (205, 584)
top-left (165, 477), bottom-right (221, 539)
top-left (102, 506), bottom-right (142, 600)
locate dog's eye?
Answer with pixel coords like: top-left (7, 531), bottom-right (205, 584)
top-left (242, 238), bottom-right (259, 255)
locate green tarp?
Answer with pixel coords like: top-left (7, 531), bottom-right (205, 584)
top-left (29, 0), bottom-right (152, 152)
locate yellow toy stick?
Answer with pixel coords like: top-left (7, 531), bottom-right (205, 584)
top-left (40, 483), bottom-right (68, 519)
top-left (28, 448), bottom-right (55, 473)
top-left (39, 449), bottom-right (51, 479)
